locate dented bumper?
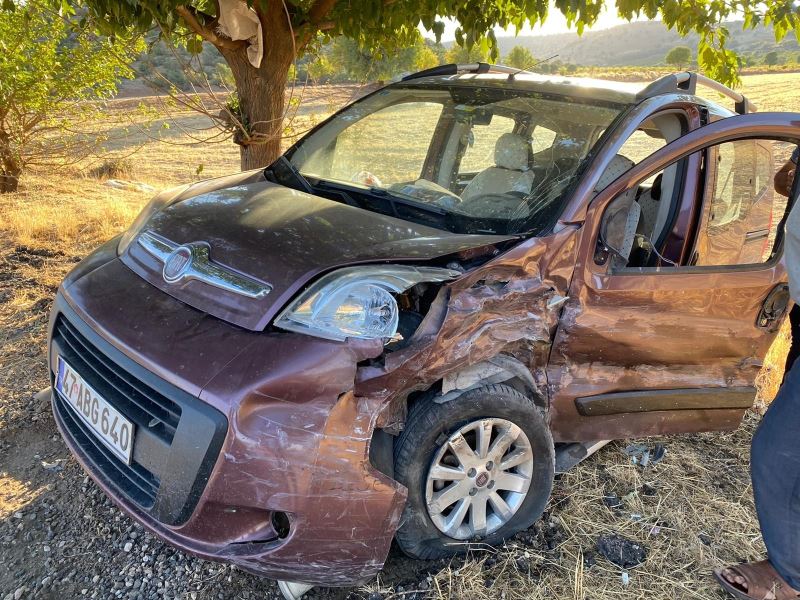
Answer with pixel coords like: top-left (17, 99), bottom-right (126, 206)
top-left (50, 254), bottom-right (406, 586)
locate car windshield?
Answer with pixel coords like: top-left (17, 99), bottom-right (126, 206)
top-left (286, 81), bottom-right (627, 235)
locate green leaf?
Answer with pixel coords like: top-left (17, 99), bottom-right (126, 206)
top-left (186, 34), bottom-right (203, 55)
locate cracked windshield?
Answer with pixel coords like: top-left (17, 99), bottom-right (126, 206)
top-left (289, 83), bottom-right (625, 235)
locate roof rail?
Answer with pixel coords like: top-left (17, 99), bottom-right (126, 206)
top-left (401, 62), bottom-right (534, 82)
top-left (637, 71), bottom-right (756, 114)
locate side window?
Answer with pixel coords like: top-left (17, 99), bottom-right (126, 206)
top-left (618, 129), bottom-right (667, 165)
top-left (694, 139), bottom-right (794, 267)
top-left (327, 102), bottom-right (443, 185)
top-left (531, 125), bottom-right (557, 153)
top-left (459, 115), bottom-right (516, 173)
top-left (707, 141), bottom-right (752, 229)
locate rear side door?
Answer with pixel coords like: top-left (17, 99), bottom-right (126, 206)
top-left (547, 113), bottom-right (800, 443)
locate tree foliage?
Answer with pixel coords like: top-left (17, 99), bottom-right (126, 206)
top-left (330, 33), bottom-right (439, 82)
top-left (0, 1), bottom-right (140, 192)
top-left (765, 50), bottom-right (781, 65)
top-left (445, 44), bottom-right (490, 64)
top-left (41, 0), bottom-right (800, 169)
top-left (665, 45), bottom-right (692, 67)
top-left (505, 45), bottom-right (535, 69)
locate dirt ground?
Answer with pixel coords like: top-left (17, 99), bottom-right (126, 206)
top-left (0, 74), bottom-right (798, 600)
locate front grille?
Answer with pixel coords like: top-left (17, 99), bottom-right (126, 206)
top-left (54, 317), bottom-right (181, 442)
top-left (50, 302), bottom-right (229, 526)
top-left (54, 390), bottom-right (159, 507)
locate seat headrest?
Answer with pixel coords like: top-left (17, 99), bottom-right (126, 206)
top-left (494, 133), bottom-right (530, 171)
top-left (595, 154), bottom-right (635, 192)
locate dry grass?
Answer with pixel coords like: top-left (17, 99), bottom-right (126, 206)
top-left (371, 420), bottom-right (766, 599)
top-left (1, 73), bottom-right (799, 599)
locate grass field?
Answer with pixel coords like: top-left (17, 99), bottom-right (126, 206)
top-left (0, 72), bottom-right (797, 599)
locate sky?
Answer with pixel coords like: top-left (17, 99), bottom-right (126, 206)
top-left (424, 5), bottom-right (653, 42)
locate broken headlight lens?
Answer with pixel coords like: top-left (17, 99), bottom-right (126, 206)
top-left (274, 265), bottom-right (460, 342)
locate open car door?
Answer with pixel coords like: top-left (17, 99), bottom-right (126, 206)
top-left (547, 112), bottom-right (800, 442)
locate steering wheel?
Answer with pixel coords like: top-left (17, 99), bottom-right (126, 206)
top-left (351, 170), bottom-right (383, 187)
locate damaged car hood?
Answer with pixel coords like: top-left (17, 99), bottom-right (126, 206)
top-left (121, 180), bottom-right (512, 331)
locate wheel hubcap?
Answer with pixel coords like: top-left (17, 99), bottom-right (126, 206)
top-left (424, 417), bottom-right (534, 540)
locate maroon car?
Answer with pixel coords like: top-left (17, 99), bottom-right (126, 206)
top-left (48, 64), bottom-right (799, 596)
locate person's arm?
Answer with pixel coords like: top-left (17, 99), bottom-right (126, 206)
top-left (775, 147), bottom-right (799, 197)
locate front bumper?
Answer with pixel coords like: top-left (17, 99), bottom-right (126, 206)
top-left (49, 255), bottom-right (406, 586)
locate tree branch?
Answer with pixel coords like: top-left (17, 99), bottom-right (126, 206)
top-left (296, 0), bottom-right (338, 48)
top-left (176, 5), bottom-right (247, 51)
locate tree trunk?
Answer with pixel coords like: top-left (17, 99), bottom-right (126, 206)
top-left (221, 31), bottom-right (295, 171)
top-left (0, 170), bottom-right (19, 193)
top-left (0, 137), bottom-right (20, 193)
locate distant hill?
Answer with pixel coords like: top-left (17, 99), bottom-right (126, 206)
top-left (492, 20), bottom-right (800, 66)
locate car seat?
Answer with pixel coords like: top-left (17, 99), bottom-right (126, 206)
top-left (637, 173), bottom-right (662, 238)
top-left (462, 133), bottom-right (535, 201)
top-left (595, 154), bottom-right (639, 268)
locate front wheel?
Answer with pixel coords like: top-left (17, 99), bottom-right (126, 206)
top-left (393, 384), bottom-right (555, 559)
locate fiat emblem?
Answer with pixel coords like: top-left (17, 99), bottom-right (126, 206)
top-left (162, 246), bottom-right (193, 283)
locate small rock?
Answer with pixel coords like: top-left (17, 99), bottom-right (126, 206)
top-left (583, 550), bottom-right (597, 569)
top-left (41, 576), bottom-right (51, 587)
top-left (14, 587), bottom-right (26, 600)
top-left (41, 460), bottom-right (64, 472)
top-left (515, 556), bottom-right (529, 573)
top-left (641, 483), bottom-right (657, 496)
top-left (123, 542), bottom-right (133, 552)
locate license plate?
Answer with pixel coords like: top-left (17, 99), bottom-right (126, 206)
top-left (55, 356), bottom-right (135, 464)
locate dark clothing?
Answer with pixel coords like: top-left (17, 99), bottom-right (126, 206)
top-left (752, 357), bottom-right (800, 590)
top-left (785, 305), bottom-right (800, 377)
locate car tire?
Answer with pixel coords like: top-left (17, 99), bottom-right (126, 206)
top-left (393, 383), bottom-right (555, 559)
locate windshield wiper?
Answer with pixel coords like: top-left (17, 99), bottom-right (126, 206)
top-left (264, 155), bottom-right (314, 194)
top-left (312, 179), bottom-right (448, 221)
top-left (365, 186), bottom-right (448, 217)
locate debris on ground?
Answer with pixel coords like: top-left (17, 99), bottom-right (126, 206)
top-left (103, 179), bottom-right (155, 193)
top-left (624, 443), bottom-right (667, 467)
top-left (640, 483), bottom-right (658, 496)
top-left (596, 534), bottom-right (648, 568)
top-left (41, 459), bottom-right (64, 472)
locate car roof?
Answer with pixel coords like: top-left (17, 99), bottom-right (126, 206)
top-left (398, 72), bottom-right (640, 105)
top-left (394, 71), bottom-right (738, 118)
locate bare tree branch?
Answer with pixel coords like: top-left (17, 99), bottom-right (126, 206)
top-left (296, 0), bottom-right (338, 48)
top-left (176, 5), bottom-right (247, 50)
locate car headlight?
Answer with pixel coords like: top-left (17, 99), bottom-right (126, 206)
top-left (274, 265), bottom-right (461, 341)
top-left (117, 183), bottom-right (192, 255)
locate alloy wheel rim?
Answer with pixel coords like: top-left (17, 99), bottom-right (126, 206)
top-left (424, 417), bottom-right (534, 540)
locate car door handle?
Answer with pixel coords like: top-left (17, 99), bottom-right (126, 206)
top-left (757, 283), bottom-right (790, 331)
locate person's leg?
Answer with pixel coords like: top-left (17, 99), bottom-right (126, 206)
top-left (752, 359), bottom-right (800, 590)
